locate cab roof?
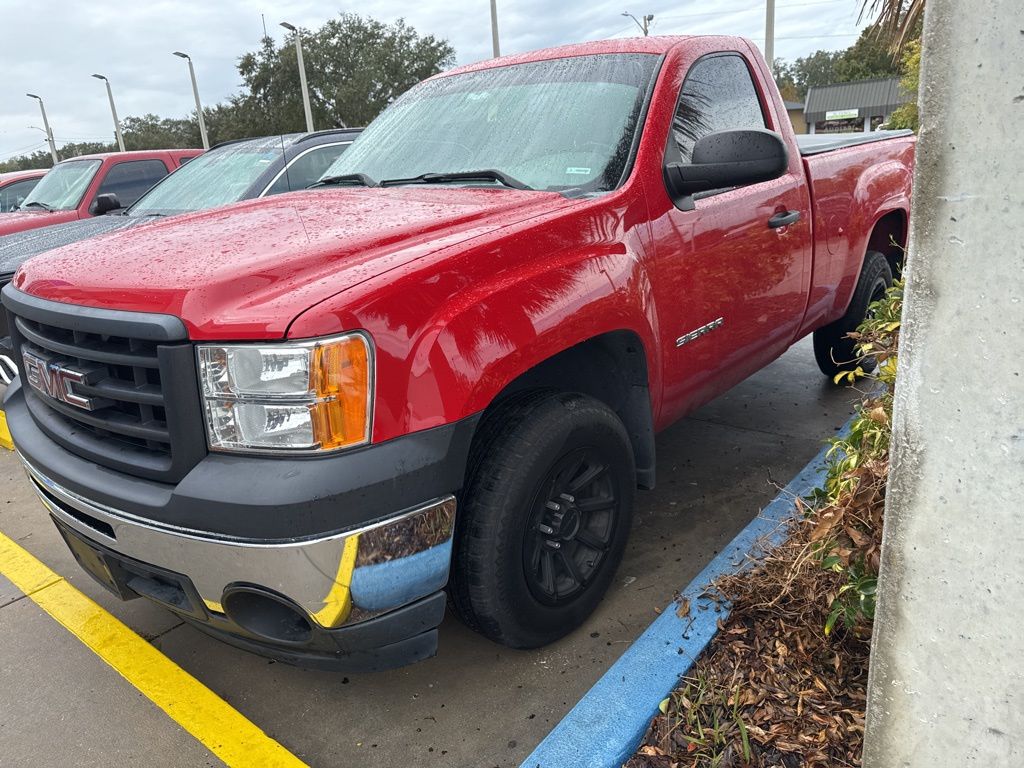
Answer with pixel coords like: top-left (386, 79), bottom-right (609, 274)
top-left (60, 148), bottom-right (200, 163)
top-left (440, 35), bottom-right (713, 78)
top-left (0, 169), bottom-right (47, 183)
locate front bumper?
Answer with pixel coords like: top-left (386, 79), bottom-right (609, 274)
top-left (26, 454), bottom-right (456, 670)
top-left (5, 378), bottom-right (478, 671)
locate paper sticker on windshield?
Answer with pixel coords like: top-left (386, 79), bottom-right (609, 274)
top-left (566, 167), bottom-right (592, 175)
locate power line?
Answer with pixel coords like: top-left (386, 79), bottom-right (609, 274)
top-left (0, 141), bottom-right (47, 161)
top-left (752, 32), bottom-right (861, 40)
top-left (656, 0), bottom-right (850, 23)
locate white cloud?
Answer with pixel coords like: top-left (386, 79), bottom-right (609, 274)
top-left (0, 0), bottom-right (872, 161)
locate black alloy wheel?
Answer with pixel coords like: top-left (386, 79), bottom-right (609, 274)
top-left (524, 447), bottom-right (619, 605)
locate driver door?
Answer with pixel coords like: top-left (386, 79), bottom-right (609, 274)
top-left (648, 52), bottom-right (811, 419)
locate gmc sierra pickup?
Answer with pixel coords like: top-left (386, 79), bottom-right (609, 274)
top-left (2, 36), bottom-right (913, 672)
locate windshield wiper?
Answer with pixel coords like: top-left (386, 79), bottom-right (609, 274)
top-left (19, 201), bottom-right (53, 211)
top-left (313, 173), bottom-right (378, 188)
top-left (380, 169), bottom-right (531, 191)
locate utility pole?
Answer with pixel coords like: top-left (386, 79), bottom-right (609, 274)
top-left (490, 0), bottom-right (501, 58)
top-left (764, 0), bottom-right (776, 74)
top-left (26, 93), bottom-right (59, 164)
top-left (863, 0), bottom-right (1024, 765)
top-left (173, 52), bottom-right (209, 150)
top-left (622, 11), bottom-right (654, 37)
top-left (91, 74), bottom-right (125, 152)
top-left (280, 22), bottom-right (315, 133)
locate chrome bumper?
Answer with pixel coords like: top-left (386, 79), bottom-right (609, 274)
top-left (21, 455), bottom-right (456, 630)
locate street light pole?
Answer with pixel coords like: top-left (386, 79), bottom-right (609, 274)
top-left (764, 0), bottom-right (776, 75)
top-left (621, 11), bottom-right (655, 37)
top-left (280, 22), bottom-right (315, 133)
top-left (26, 93), bottom-right (59, 164)
top-left (91, 74), bottom-right (125, 152)
top-left (173, 52), bottom-right (209, 149)
top-left (490, 0), bottom-right (501, 58)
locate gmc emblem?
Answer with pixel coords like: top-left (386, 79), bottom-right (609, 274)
top-left (22, 350), bottom-right (101, 411)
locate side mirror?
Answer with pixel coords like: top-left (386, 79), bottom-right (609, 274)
top-left (664, 128), bottom-right (788, 207)
top-left (90, 193), bottom-right (122, 215)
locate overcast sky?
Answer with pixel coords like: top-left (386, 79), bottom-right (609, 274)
top-left (1, 0), bottom-right (873, 161)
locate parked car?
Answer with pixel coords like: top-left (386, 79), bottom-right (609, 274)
top-left (0, 130), bottom-right (360, 383)
top-left (2, 36), bottom-right (914, 672)
top-left (0, 170), bottom-right (47, 213)
top-left (0, 149), bottom-right (200, 238)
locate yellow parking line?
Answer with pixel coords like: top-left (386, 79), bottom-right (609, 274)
top-left (0, 531), bottom-right (307, 768)
top-left (0, 410), bottom-right (13, 450)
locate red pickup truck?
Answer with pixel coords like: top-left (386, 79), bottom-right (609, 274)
top-left (0, 149), bottom-right (199, 237)
top-left (2, 36), bottom-right (913, 671)
top-left (0, 169), bottom-right (47, 213)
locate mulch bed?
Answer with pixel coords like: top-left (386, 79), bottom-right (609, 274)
top-left (626, 416), bottom-right (887, 768)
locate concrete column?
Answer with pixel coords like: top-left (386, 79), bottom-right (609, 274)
top-left (863, 115), bottom-right (871, 132)
top-left (863, 1), bottom-right (1024, 766)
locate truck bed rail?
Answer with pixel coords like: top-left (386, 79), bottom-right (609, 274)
top-left (796, 129), bottom-right (914, 156)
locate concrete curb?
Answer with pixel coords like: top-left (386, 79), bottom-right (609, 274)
top-left (520, 421), bottom-right (850, 768)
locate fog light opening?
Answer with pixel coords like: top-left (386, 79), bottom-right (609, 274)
top-left (222, 586), bottom-right (313, 645)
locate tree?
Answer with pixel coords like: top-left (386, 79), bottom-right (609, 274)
top-left (886, 39), bottom-right (921, 130)
top-left (788, 49), bottom-right (844, 98)
top-left (233, 14), bottom-right (455, 134)
top-left (0, 141), bottom-right (117, 173)
top-left (833, 27), bottom-right (902, 82)
top-left (773, 59), bottom-right (801, 102)
top-left (121, 114), bottom-right (199, 150)
top-left (861, 0), bottom-right (925, 52)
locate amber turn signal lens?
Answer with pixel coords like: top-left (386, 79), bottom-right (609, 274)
top-left (311, 335), bottom-right (372, 450)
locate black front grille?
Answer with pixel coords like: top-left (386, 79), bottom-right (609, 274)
top-left (3, 288), bottom-right (206, 484)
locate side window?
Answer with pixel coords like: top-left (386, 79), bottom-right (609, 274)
top-left (0, 179), bottom-right (40, 212)
top-left (95, 160), bottom-right (170, 208)
top-left (265, 143), bottom-right (351, 196)
top-left (670, 55), bottom-right (766, 163)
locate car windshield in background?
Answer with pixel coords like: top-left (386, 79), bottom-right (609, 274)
top-left (129, 138), bottom-right (292, 216)
top-left (19, 160), bottom-right (101, 211)
top-left (322, 53), bottom-right (660, 193)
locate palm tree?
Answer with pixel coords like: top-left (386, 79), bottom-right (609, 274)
top-left (862, 0), bottom-right (925, 50)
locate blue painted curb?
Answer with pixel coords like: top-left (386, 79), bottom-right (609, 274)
top-left (520, 420), bottom-right (850, 768)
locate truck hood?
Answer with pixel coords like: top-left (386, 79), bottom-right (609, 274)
top-left (0, 209), bottom-right (80, 238)
top-left (13, 187), bottom-right (573, 339)
top-left (0, 215), bottom-right (148, 276)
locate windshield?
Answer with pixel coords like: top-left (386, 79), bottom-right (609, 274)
top-left (322, 53), bottom-right (660, 193)
top-left (20, 160), bottom-right (101, 211)
top-left (129, 137), bottom-right (293, 216)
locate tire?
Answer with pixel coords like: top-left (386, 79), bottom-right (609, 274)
top-left (813, 250), bottom-right (892, 379)
top-left (449, 391), bottom-right (636, 648)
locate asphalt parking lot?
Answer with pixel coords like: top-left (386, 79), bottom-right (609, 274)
top-left (0, 336), bottom-right (856, 768)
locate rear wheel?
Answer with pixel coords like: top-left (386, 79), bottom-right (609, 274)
top-left (813, 250), bottom-right (892, 379)
top-left (450, 391), bottom-right (635, 648)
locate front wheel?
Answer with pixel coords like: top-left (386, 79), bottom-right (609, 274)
top-left (449, 391), bottom-right (636, 648)
top-left (813, 250), bottom-right (893, 379)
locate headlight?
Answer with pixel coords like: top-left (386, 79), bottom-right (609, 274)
top-left (197, 333), bottom-right (372, 453)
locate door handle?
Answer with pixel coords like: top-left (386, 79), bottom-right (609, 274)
top-left (768, 210), bottom-right (801, 228)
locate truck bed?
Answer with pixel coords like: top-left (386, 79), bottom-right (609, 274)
top-left (796, 129), bottom-right (915, 156)
top-left (797, 130), bottom-right (915, 336)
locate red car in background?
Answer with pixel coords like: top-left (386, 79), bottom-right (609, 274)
top-left (0, 149), bottom-right (199, 236)
top-left (0, 170), bottom-right (47, 213)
